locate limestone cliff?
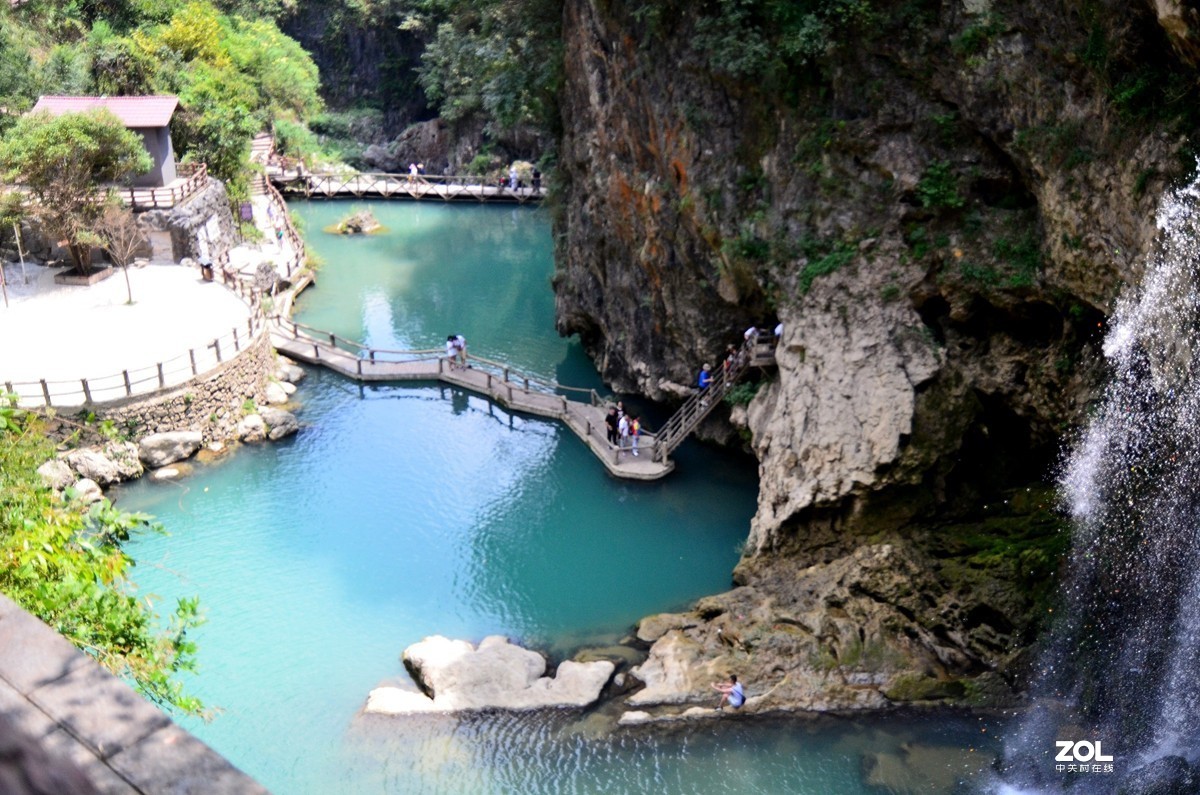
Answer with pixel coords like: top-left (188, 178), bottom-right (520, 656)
top-left (554, 0), bottom-right (1200, 708)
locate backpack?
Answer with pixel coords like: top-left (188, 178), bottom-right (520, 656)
top-left (631, 420), bottom-right (640, 435)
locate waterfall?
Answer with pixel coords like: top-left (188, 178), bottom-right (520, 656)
top-left (1001, 175), bottom-right (1200, 791)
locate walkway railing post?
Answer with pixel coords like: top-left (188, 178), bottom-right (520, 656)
top-left (213, 339), bottom-right (223, 363)
top-left (157, 363), bottom-right (165, 388)
top-left (233, 327), bottom-right (240, 351)
top-left (356, 358), bottom-right (362, 377)
top-left (190, 349), bottom-right (198, 376)
top-left (123, 370), bottom-right (132, 396)
top-left (40, 379), bottom-right (50, 407)
top-left (80, 378), bottom-right (92, 404)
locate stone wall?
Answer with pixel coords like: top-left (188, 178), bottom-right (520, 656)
top-left (86, 329), bottom-right (274, 445)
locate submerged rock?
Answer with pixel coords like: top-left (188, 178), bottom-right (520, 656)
top-left (364, 635), bottom-right (615, 715)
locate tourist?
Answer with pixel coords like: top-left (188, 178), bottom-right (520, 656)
top-left (711, 674), bottom-right (745, 710)
top-left (618, 412), bottom-right (630, 456)
top-left (446, 335), bottom-right (459, 370)
top-left (723, 344), bottom-right (738, 378)
top-left (605, 406), bottom-right (619, 446)
top-left (453, 334), bottom-right (467, 367)
top-left (408, 162), bottom-right (418, 184)
top-left (698, 363), bottom-right (712, 391)
top-left (532, 168), bottom-right (542, 192)
top-left (630, 414), bottom-right (641, 457)
top-left (743, 325), bottom-right (758, 343)
top-left (509, 165), bottom-right (519, 191)
top-left (774, 321), bottom-right (783, 338)
top-left (273, 215), bottom-right (285, 247)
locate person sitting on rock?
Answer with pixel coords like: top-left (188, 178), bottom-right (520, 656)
top-left (711, 674), bottom-right (745, 710)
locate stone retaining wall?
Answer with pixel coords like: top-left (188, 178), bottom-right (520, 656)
top-left (0, 593), bottom-right (268, 794)
top-left (86, 329), bottom-right (274, 445)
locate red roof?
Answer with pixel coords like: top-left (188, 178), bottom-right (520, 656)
top-left (30, 96), bottom-right (179, 128)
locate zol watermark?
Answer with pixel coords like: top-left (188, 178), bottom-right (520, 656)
top-left (1054, 740), bottom-right (1115, 775)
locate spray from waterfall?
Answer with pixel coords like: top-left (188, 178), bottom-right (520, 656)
top-left (1001, 173), bottom-right (1200, 791)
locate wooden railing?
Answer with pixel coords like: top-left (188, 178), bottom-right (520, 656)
top-left (275, 318), bottom-right (608, 406)
top-left (116, 162), bottom-right (210, 210)
top-left (257, 174), bottom-right (304, 281)
top-left (272, 171), bottom-right (545, 203)
top-left (4, 312), bottom-right (266, 409)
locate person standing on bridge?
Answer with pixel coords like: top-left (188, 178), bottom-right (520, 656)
top-left (605, 406), bottom-right (619, 447)
top-left (453, 334), bottom-right (467, 368)
top-left (630, 414), bottom-right (641, 457)
top-left (618, 411), bottom-right (631, 457)
top-left (446, 335), bottom-right (460, 370)
top-left (509, 165), bottom-right (519, 191)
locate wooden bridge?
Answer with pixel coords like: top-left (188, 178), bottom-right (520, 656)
top-left (271, 320), bottom-right (775, 480)
top-left (270, 171), bottom-right (545, 204)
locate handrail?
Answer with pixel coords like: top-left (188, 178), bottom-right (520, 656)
top-left (272, 319), bottom-right (609, 407)
top-left (4, 311), bottom-right (266, 408)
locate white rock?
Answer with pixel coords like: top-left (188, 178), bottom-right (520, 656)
top-left (237, 414), bottom-right (267, 442)
top-left (280, 381), bottom-right (297, 395)
top-left (139, 431), bottom-right (203, 468)
top-left (70, 478), bottom-right (104, 504)
top-left (37, 459), bottom-right (75, 490)
top-left (264, 381), bottom-right (289, 405)
top-left (104, 441), bottom-right (144, 480)
top-left (365, 635), bottom-right (614, 715)
top-left (64, 448), bottom-right (120, 485)
top-left (151, 467), bottom-right (181, 481)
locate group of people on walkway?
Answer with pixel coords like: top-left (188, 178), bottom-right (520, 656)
top-left (695, 322), bottom-right (784, 398)
top-left (604, 401), bottom-right (643, 458)
top-left (445, 334), bottom-right (467, 369)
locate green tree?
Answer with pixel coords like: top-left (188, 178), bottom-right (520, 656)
top-left (0, 109), bottom-right (151, 272)
top-left (0, 404), bottom-right (203, 714)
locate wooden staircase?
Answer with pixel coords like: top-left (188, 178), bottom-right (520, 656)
top-left (652, 333), bottom-right (776, 462)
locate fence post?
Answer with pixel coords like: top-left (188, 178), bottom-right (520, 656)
top-left (157, 363), bottom-right (165, 388)
top-left (524, 378), bottom-right (530, 392)
top-left (190, 349), bottom-right (198, 376)
top-left (80, 379), bottom-right (92, 404)
top-left (561, 395), bottom-right (568, 412)
top-left (503, 367), bottom-right (509, 383)
top-left (312, 342), bottom-right (319, 360)
top-left (356, 358), bottom-right (362, 377)
top-left (370, 350), bottom-right (376, 362)
top-left (214, 339), bottom-right (222, 363)
top-left (4, 382), bottom-right (11, 395)
top-left (247, 317), bottom-right (254, 337)
top-left (233, 327), bottom-right (240, 351)
top-left (40, 379), bottom-right (51, 407)
top-left (123, 370), bottom-right (132, 396)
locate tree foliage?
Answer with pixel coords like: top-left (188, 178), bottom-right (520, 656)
top-left (0, 109), bottom-right (150, 271)
top-left (0, 403), bottom-right (203, 714)
top-left (414, 0), bottom-right (563, 134)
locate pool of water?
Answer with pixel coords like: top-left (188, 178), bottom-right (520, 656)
top-left (113, 202), bottom-right (1003, 793)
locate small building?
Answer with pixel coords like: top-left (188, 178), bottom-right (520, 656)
top-left (30, 95), bottom-right (180, 188)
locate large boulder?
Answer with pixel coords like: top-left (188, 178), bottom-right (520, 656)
top-left (364, 635), bottom-right (614, 715)
top-left (237, 414), bottom-right (267, 442)
top-left (259, 407), bottom-right (299, 441)
top-left (103, 441), bottom-right (143, 480)
top-left (63, 449), bottom-right (120, 486)
top-left (69, 479), bottom-right (103, 504)
top-left (36, 459), bottom-right (75, 491)
top-left (264, 381), bottom-right (289, 405)
top-left (138, 432), bottom-right (203, 468)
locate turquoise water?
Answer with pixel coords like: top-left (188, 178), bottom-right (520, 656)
top-left (113, 202), bottom-right (1002, 793)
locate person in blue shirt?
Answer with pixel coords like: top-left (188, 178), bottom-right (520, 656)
top-left (698, 364), bottom-right (712, 391)
top-left (712, 674), bottom-right (745, 710)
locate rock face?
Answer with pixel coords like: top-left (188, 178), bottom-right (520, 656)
top-left (364, 636), bottom-right (615, 714)
top-left (551, 0), bottom-right (1199, 704)
top-left (138, 432), bottom-right (203, 468)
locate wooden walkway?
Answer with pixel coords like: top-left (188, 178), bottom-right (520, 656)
top-left (270, 171), bottom-right (545, 204)
top-left (270, 320), bottom-right (674, 480)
